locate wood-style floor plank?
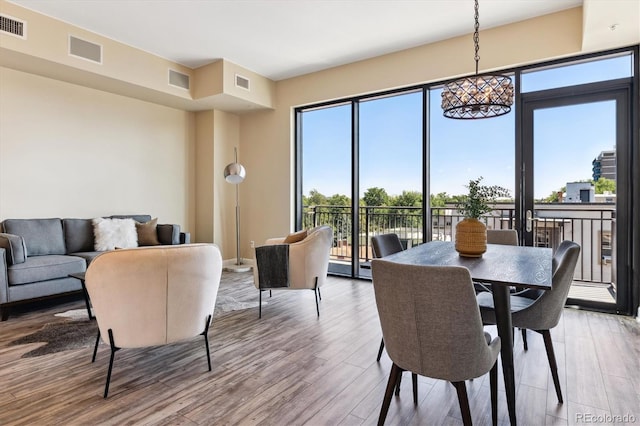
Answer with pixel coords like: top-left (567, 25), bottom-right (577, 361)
top-left (0, 271), bottom-right (638, 425)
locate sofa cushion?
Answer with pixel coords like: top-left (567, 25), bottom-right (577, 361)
top-left (0, 233), bottom-right (28, 265)
top-left (63, 218), bottom-right (95, 254)
top-left (110, 214), bottom-right (152, 223)
top-left (70, 251), bottom-right (103, 266)
top-left (136, 218), bottom-right (160, 246)
top-left (2, 218), bottom-right (66, 256)
top-left (157, 224), bottom-right (180, 245)
top-left (93, 218), bottom-right (138, 251)
top-left (7, 255), bottom-right (86, 286)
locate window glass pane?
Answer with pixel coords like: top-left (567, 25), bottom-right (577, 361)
top-left (359, 91), bottom-right (423, 254)
top-left (522, 54), bottom-right (632, 92)
top-left (359, 92), bottom-right (422, 197)
top-left (533, 101), bottom-right (616, 202)
top-left (300, 104), bottom-right (352, 274)
top-left (429, 88), bottom-right (515, 238)
top-left (301, 104), bottom-right (352, 202)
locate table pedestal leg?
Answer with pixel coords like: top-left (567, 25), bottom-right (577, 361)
top-left (492, 284), bottom-right (516, 426)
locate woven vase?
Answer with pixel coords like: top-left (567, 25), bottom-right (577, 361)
top-left (455, 218), bottom-right (487, 257)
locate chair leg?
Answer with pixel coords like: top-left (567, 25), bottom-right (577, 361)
top-left (452, 381), bottom-right (472, 426)
top-left (412, 373), bottom-right (418, 405)
top-left (376, 338), bottom-right (385, 362)
top-left (378, 363), bottom-right (401, 426)
top-left (490, 362), bottom-right (498, 426)
top-left (259, 290), bottom-right (262, 318)
top-left (540, 329), bottom-right (563, 403)
top-left (92, 329), bottom-right (101, 363)
top-left (522, 328), bottom-right (528, 351)
top-left (200, 315), bottom-right (212, 371)
top-left (313, 278), bottom-right (320, 317)
top-left (103, 329), bottom-right (120, 398)
top-left (395, 371), bottom-right (402, 396)
top-left (317, 286), bottom-right (322, 300)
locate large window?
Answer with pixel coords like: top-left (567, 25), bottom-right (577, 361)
top-left (299, 103), bottom-right (352, 275)
top-left (296, 47), bottom-right (638, 314)
top-left (298, 92), bottom-right (423, 277)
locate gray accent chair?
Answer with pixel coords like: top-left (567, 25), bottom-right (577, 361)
top-left (371, 233), bottom-right (404, 363)
top-left (476, 240), bottom-right (581, 404)
top-left (86, 244), bottom-right (222, 398)
top-left (372, 260), bottom-right (501, 426)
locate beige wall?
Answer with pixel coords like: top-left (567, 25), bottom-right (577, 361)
top-left (0, 66), bottom-right (195, 230)
top-left (194, 109), bottom-right (241, 263)
top-left (239, 8), bottom-right (585, 257)
top-left (0, 4), bottom-right (623, 263)
top-left (194, 110), bottom-right (215, 242)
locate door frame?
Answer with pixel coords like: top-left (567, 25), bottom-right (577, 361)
top-left (518, 78), bottom-right (634, 314)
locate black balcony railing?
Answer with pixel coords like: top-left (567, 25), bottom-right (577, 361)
top-left (303, 204), bottom-right (615, 286)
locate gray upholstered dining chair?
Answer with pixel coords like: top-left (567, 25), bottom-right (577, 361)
top-left (484, 229), bottom-right (535, 347)
top-left (371, 233), bottom-right (404, 259)
top-left (474, 229), bottom-right (519, 294)
top-left (372, 259), bottom-right (501, 426)
top-left (486, 229), bottom-right (519, 246)
top-left (371, 233), bottom-right (405, 363)
top-left (476, 240), bottom-right (580, 404)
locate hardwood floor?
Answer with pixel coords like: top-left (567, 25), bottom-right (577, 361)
top-left (1, 271), bottom-right (638, 425)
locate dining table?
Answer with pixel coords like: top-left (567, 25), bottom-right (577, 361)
top-left (383, 240), bottom-right (553, 426)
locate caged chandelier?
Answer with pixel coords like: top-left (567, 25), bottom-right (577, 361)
top-left (441, 0), bottom-right (514, 119)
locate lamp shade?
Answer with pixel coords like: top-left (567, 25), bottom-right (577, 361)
top-left (224, 162), bottom-right (246, 184)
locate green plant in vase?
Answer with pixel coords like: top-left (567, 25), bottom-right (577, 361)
top-left (455, 177), bottom-right (510, 257)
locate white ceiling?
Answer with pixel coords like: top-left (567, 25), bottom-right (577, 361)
top-left (7, 0), bottom-right (639, 81)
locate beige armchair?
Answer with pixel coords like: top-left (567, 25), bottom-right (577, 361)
top-left (253, 225), bottom-right (333, 318)
top-left (85, 243), bottom-right (223, 397)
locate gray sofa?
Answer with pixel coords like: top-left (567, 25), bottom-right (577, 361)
top-left (0, 214), bottom-right (190, 320)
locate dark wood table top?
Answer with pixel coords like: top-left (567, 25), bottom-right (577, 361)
top-left (382, 240), bottom-right (552, 290)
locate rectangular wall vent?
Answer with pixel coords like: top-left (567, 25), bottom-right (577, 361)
top-left (0, 14), bottom-right (26, 39)
top-left (235, 74), bottom-right (250, 90)
top-left (168, 69), bottom-right (190, 90)
top-left (69, 35), bottom-right (102, 64)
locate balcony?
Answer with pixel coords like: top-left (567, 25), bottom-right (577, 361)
top-left (303, 203), bottom-right (616, 305)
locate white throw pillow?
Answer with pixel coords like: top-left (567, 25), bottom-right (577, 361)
top-left (92, 218), bottom-right (138, 251)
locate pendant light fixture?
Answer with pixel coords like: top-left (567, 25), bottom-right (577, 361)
top-left (441, 0), bottom-right (514, 119)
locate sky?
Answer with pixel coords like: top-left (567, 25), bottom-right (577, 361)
top-left (301, 54), bottom-right (631, 201)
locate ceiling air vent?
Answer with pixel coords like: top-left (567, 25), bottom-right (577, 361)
top-left (235, 74), bottom-right (250, 91)
top-left (168, 69), bottom-right (190, 90)
top-left (0, 14), bottom-right (26, 39)
top-left (69, 35), bottom-right (102, 64)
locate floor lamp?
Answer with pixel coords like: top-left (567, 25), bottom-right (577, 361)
top-left (224, 148), bottom-right (251, 272)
